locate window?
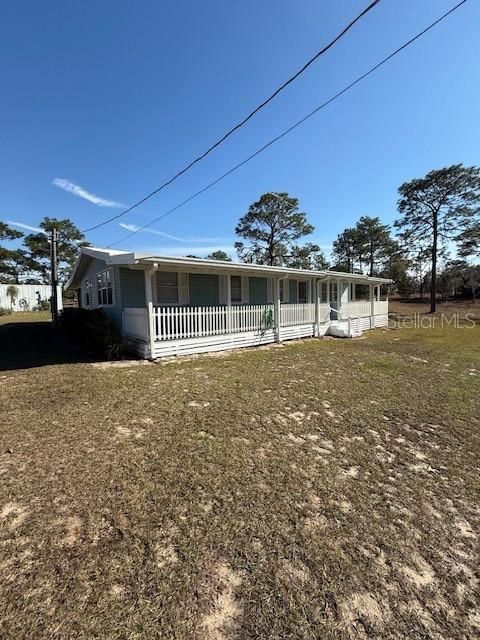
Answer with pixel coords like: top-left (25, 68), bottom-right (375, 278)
top-left (231, 275), bottom-right (242, 303)
top-left (298, 281), bottom-right (307, 303)
top-left (280, 279), bottom-right (287, 303)
top-left (84, 278), bottom-right (92, 307)
top-left (320, 282), bottom-right (328, 303)
top-left (97, 270), bottom-right (114, 305)
top-left (156, 271), bottom-right (178, 304)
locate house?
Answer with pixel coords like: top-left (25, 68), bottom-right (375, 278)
top-left (66, 247), bottom-right (392, 359)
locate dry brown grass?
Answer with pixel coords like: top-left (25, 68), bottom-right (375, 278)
top-left (389, 297), bottom-right (480, 319)
top-left (0, 319), bottom-right (479, 639)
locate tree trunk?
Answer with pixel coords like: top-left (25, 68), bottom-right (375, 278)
top-left (370, 241), bottom-right (374, 277)
top-left (430, 212), bottom-right (438, 313)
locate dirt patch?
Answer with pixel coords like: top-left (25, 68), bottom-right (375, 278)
top-left (58, 515), bottom-right (82, 546)
top-left (0, 502), bottom-right (28, 530)
top-left (400, 554), bottom-right (436, 588)
top-left (155, 543), bottom-right (178, 569)
top-left (340, 591), bottom-right (390, 636)
top-left (202, 562), bottom-right (243, 640)
top-left (91, 360), bottom-right (152, 369)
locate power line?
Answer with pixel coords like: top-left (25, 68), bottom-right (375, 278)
top-left (107, 0), bottom-right (467, 250)
top-left (81, 0), bottom-right (381, 234)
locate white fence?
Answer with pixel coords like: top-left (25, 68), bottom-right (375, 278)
top-left (0, 284), bottom-right (62, 311)
top-left (123, 301), bottom-right (389, 344)
top-left (343, 300), bottom-right (388, 318)
top-left (152, 304), bottom-right (275, 341)
top-left (280, 303), bottom-right (315, 326)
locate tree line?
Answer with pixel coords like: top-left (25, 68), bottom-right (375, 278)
top-left (1, 164), bottom-right (479, 312)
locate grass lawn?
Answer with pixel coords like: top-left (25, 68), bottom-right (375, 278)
top-left (0, 310), bottom-right (51, 325)
top-left (0, 315), bottom-right (479, 639)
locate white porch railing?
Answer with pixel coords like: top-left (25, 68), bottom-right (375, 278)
top-left (280, 303), bottom-right (316, 326)
top-left (374, 300), bottom-right (389, 316)
top-left (343, 300), bottom-right (371, 318)
top-left (123, 300), bottom-right (389, 343)
top-left (342, 300), bottom-right (388, 318)
top-left (152, 304), bottom-right (275, 341)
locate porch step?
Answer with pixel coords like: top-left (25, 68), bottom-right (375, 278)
top-left (327, 319), bottom-right (362, 339)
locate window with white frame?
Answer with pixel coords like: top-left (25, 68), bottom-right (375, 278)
top-left (84, 278), bottom-right (92, 307)
top-left (156, 271), bottom-right (178, 304)
top-left (96, 269), bottom-right (114, 305)
top-left (231, 275), bottom-right (242, 303)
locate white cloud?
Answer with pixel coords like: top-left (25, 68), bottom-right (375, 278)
top-left (118, 223), bottom-right (186, 242)
top-left (133, 244), bottom-right (235, 258)
top-left (7, 221), bottom-right (45, 234)
top-left (117, 223), bottom-right (233, 245)
top-left (52, 178), bottom-right (124, 208)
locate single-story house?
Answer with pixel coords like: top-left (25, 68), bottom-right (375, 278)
top-left (66, 247), bottom-right (392, 359)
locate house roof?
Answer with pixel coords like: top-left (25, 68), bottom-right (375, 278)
top-left (65, 246), bottom-right (393, 289)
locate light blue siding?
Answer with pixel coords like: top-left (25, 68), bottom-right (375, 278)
top-left (189, 274), bottom-right (219, 306)
top-left (79, 257), bottom-right (123, 328)
top-left (249, 277), bottom-right (268, 304)
top-left (118, 268), bottom-right (145, 308)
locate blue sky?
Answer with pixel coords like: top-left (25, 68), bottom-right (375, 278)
top-left (1, 0), bottom-right (479, 259)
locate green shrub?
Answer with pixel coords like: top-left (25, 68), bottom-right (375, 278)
top-left (36, 299), bottom-right (51, 311)
top-left (61, 308), bottom-right (124, 360)
top-left (0, 307), bottom-right (12, 316)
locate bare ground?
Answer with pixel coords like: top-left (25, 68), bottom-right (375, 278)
top-left (0, 315), bottom-right (479, 639)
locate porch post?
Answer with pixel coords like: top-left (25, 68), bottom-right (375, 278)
top-left (369, 283), bottom-right (375, 328)
top-left (275, 277), bottom-right (282, 343)
top-left (226, 274), bottom-right (232, 334)
top-left (315, 279), bottom-right (321, 337)
top-left (326, 277), bottom-right (330, 320)
top-left (337, 279), bottom-right (342, 317)
top-left (145, 268), bottom-right (155, 358)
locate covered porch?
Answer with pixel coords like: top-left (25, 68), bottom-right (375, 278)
top-left (123, 270), bottom-right (389, 359)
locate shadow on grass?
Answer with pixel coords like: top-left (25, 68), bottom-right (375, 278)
top-left (0, 320), bottom-right (105, 370)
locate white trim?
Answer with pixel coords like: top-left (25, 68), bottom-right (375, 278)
top-left (66, 246), bottom-right (393, 290)
top-left (95, 268), bottom-right (115, 307)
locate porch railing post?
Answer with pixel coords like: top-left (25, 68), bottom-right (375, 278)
top-left (226, 274), bottom-right (232, 334)
top-left (275, 278), bottom-right (282, 343)
top-left (315, 279), bottom-right (320, 337)
top-left (145, 268), bottom-right (156, 358)
top-left (369, 283), bottom-right (375, 329)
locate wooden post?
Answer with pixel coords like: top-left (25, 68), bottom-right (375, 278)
top-left (226, 274), bottom-right (232, 334)
top-left (145, 268), bottom-right (155, 359)
top-left (369, 283), bottom-right (375, 329)
top-left (50, 227), bottom-right (59, 327)
top-left (326, 277), bottom-right (330, 321)
top-left (275, 278), bottom-right (282, 343)
top-left (336, 279), bottom-right (341, 318)
top-left (315, 279), bottom-right (321, 337)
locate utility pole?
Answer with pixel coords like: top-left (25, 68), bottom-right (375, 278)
top-left (50, 227), bottom-right (59, 327)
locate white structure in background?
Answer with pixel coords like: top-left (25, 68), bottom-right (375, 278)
top-left (66, 247), bottom-right (392, 360)
top-left (0, 283), bottom-right (62, 312)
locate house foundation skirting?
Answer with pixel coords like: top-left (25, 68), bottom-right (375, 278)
top-left (125, 315), bottom-right (389, 359)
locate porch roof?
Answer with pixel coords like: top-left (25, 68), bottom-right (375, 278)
top-left (66, 246), bottom-right (393, 289)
